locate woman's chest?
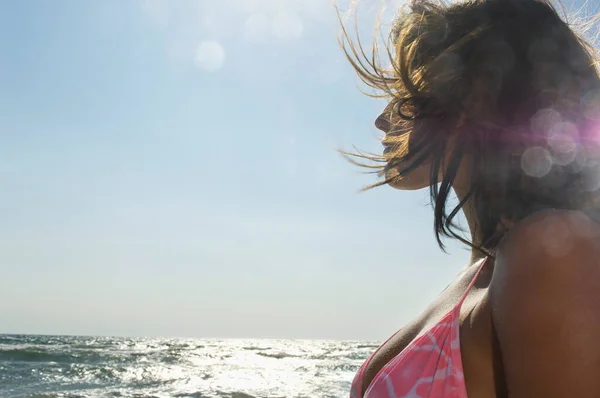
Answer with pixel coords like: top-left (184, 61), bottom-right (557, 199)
top-left (356, 264), bottom-right (499, 398)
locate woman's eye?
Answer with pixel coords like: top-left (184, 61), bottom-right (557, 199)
top-left (397, 98), bottom-right (419, 120)
top-left (396, 97), bottom-right (435, 120)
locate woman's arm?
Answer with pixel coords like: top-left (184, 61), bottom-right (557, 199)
top-left (490, 209), bottom-right (600, 397)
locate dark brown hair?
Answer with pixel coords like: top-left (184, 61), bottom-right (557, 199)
top-left (341, 0), bottom-right (600, 255)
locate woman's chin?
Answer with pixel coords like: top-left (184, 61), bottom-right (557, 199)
top-left (384, 169), bottom-right (430, 191)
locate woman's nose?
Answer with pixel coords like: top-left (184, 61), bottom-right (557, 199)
top-left (374, 114), bottom-right (391, 132)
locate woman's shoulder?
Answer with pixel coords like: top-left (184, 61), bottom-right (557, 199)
top-left (493, 208), bottom-right (600, 280)
top-left (490, 208), bottom-right (600, 313)
top-left (489, 208), bottom-right (600, 395)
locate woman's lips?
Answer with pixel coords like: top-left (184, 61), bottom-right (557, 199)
top-left (382, 143), bottom-right (396, 155)
top-left (382, 131), bottom-right (404, 150)
top-left (382, 137), bottom-right (396, 150)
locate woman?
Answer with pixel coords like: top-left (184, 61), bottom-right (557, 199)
top-left (341, 0), bottom-right (600, 397)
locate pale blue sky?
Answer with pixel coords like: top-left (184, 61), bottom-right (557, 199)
top-left (0, 0), bottom-right (589, 340)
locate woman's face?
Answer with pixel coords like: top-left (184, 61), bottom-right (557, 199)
top-left (375, 103), bottom-right (434, 191)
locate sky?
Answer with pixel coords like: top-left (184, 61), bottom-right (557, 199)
top-left (0, 0), bottom-right (592, 341)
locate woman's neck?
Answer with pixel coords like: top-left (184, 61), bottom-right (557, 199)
top-left (452, 185), bottom-right (487, 265)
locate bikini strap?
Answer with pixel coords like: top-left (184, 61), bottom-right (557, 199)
top-left (457, 256), bottom-right (489, 307)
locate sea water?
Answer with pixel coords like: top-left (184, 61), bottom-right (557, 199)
top-left (0, 335), bottom-right (376, 398)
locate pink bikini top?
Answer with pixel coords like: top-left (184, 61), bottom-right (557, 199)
top-left (350, 258), bottom-right (488, 398)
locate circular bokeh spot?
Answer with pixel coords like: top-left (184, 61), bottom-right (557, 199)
top-left (195, 41), bottom-right (226, 72)
top-left (522, 146), bottom-right (553, 177)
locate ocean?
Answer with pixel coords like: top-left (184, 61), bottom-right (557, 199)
top-left (0, 335), bottom-right (375, 398)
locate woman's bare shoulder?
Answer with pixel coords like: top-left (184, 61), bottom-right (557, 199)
top-left (490, 209), bottom-right (600, 396)
top-left (492, 209), bottom-right (600, 287)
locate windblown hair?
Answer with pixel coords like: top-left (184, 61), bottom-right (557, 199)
top-left (341, 0), bottom-right (600, 254)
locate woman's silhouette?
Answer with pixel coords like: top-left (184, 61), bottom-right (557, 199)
top-left (341, 0), bottom-right (600, 396)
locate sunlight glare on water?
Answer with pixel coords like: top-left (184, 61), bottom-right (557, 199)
top-left (0, 335), bottom-right (372, 398)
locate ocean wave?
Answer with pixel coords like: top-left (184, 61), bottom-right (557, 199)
top-left (0, 346), bottom-right (109, 364)
top-left (241, 346), bottom-right (264, 351)
top-left (0, 344), bottom-right (189, 366)
top-left (356, 344), bottom-right (379, 349)
top-left (2, 335), bottom-right (360, 398)
top-left (255, 351), bottom-right (301, 360)
top-left (173, 393), bottom-right (205, 398)
top-left (0, 347), bottom-right (77, 363)
top-left (223, 392), bottom-right (257, 398)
